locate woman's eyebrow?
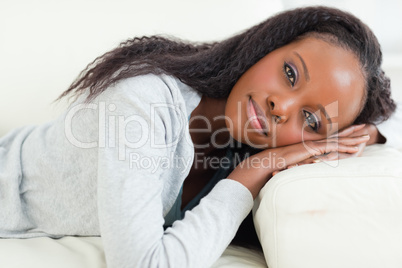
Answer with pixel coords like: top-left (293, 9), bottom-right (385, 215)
top-left (294, 52), bottom-right (310, 82)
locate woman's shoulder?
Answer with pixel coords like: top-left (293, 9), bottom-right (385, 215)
top-left (104, 73), bottom-right (197, 104)
top-left (97, 73), bottom-right (202, 119)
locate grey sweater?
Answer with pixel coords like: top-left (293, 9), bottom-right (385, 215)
top-left (0, 74), bottom-right (254, 267)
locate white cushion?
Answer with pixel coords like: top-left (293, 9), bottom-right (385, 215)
top-left (0, 237), bottom-right (266, 267)
top-left (0, 237), bottom-right (106, 268)
top-left (253, 144), bottom-right (402, 268)
top-left (211, 246), bottom-right (267, 268)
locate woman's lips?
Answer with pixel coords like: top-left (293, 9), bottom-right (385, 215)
top-left (247, 97), bottom-right (269, 136)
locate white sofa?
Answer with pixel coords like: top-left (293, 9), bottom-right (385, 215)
top-left (0, 237), bottom-right (267, 268)
top-left (254, 145), bottom-right (402, 268)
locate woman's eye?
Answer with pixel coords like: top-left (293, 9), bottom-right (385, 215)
top-left (303, 110), bottom-right (320, 132)
top-left (283, 63), bottom-right (297, 87)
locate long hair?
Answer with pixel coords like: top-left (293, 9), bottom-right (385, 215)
top-left (59, 6), bottom-right (395, 126)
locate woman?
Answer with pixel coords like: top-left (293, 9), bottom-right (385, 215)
top-left (0, 5), bottom-right (399, 268)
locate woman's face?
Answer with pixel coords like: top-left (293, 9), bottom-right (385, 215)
top-left (225, 37), bottom-right (365, 149)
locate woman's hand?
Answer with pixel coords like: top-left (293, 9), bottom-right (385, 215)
top-left (342, 124), bottom-right (386, 145)
top-left (227, 133), bottom-right (370, 198)
top-left (291, 124), bottom-right (385, 167)
top-left (274, 124), bottom-right (386, 177)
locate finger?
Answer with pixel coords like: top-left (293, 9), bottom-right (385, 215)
top-left (343, 124), bottom-right (367, 136)
top-left (302, 152), bottom-right (351, 164)
top-left (272, 170), bottom-right (280, 176)
top-left (322, 148), bottom-right (364, 161)
top-left (330, 143), bottom-right (360, 154)
top-left (349, 124), bottom-right (380, 145)
top-left (314, 152), bottom-right (340, 162)
top-left (286, 163), bottom-right (300, 169)
top-left (355, 142), bottom-right (367, 157)
top-left (328, 140), bottom-right (367, 156)
top-left (321, 134), bottom-right (370, 146)
top-left (303, 140), bottom-right (360, 156)
top-left (316, 142), bottom-right (367, 161)
top-left (289, 157), bottom-right (319, 166)
top-left (276, 141), bottom-right (361, 170)
top-left (346, 127), bottom-right (368, 138)
top-left (297, 140), bottom-right (368, 166)
top-left (329, 124), bottom-right (366, 138)
top-left (286, 151), bottom-right (339, 168)
top-left (298, 152), bottom-right (338, 165)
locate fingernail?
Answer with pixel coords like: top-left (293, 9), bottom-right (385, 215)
top-left (362, 134), bottom-right (370, 138)
top-left (313, 158), bottom-right (322, 163)
top-left (352, 124), bottom-right (365, 130)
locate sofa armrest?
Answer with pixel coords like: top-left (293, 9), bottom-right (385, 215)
top-left (253, 145), bottom-right (402, 268)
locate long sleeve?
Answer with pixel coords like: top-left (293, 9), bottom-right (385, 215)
top-left (376, 101), bottom-right (402, 149)
top-left (96, 75), bottom-right (253, 268)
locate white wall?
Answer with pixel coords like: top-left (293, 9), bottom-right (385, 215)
top-left (0, 0), bottom-right (283, 136)
top-left (1, 0), bottom-right (401, 136)
top-left (283, 0), bottom-right (402, 53)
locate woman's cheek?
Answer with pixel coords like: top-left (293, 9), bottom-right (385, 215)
top-left (273, 127), bottom-right (304, 147)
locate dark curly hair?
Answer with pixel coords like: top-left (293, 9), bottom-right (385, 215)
top-left (60, 6), bottom-right (395, 126)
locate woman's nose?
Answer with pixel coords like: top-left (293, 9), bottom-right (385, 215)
top-left (267, 95), bottom-right (295, 124)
